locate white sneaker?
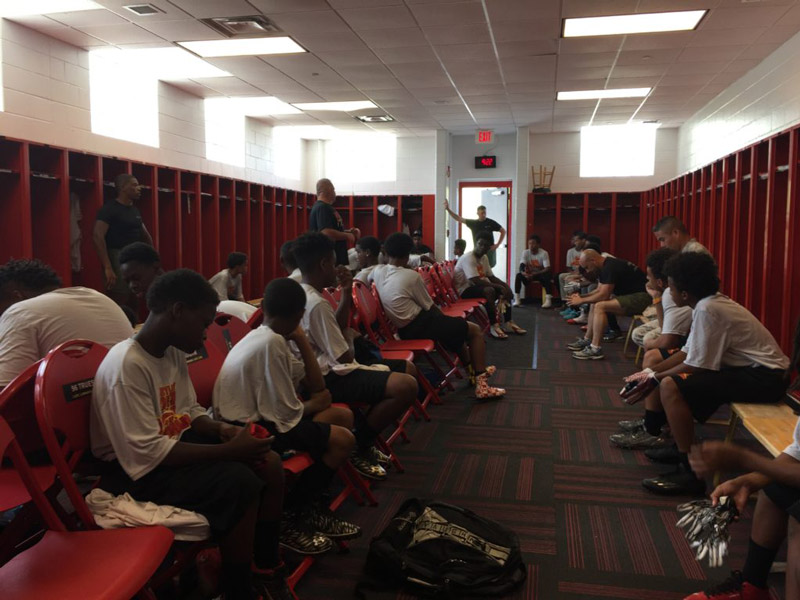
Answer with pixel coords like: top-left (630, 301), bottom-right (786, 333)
top-left (572, 312), bottom-right (588, 324)
top-left (542, 295), bottom-right (552, 309)
top-left (513, 296), bottom-right (522, 307)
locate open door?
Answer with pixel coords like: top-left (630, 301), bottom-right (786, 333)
top-left (458, 181), bottom-right (512, 283)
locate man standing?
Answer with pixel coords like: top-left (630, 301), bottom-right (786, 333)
top-left (309, 178), bottom-right (360, 266)
top-left (443, 200), bottom-right (506, 268)
top-left (93, 173), bottom-right (153, 308)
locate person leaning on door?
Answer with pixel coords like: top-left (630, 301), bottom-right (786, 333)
top-left (443, 199), bottom-right (506, 267)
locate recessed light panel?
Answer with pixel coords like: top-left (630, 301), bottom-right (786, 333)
top-left (178, 37), bottom-right (305, 57)
top-left (563, 10), bottom-right (706, 37)
top-left (0, 0), bottom-right (102, 17)
top-left (293, 101), bottom-right (377, 112)
top-left (230, 97), bottom-right (301, 116)
top-left (557, 88), bottom-right (651, 100)
top-left (91, 47), bottom-right (231, 80)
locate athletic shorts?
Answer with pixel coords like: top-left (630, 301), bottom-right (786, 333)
top-left (324, 362), bottom-right (402, 407)
top-left (763, 482), bottom-right (800, 523)
top-left (97, 431), bottom-right (264, 538)
top-left (615, 292), bottom-right (652, 316)
top-left (658, 346), bottom-right (685, 360)
top-left (239, 419), bottom-right (332, 462)
top-left (669, 366), bottom-right (788, 423)
top-left (399, 308), bottom-right (468, 353)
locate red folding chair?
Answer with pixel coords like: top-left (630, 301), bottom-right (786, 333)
top-left (186, 340), bottom-right (226, 409)
top-left (207, 312), bottom-right (251, 355)
top-left (0, 414), bottom-right (174, 600)
top-left (431, 263), bottom-right (490, 331)
top-left (416, 267), bottom-right (468, 319)
top-left (247, 307), bottom-right (264, 328)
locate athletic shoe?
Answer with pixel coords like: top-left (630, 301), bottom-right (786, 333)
top-left (542, 295), bottom-right (553, 309)
top-left (645, 444), bottom-right (681, 464)
top-left (490, 323), bottom-right (508, 339)
top-left (618, 417), bottom-right (644, 432)
top-left (641, 463), bottom-right (706, 496)
top-left (513, 297), bottom-right (522, 307)
top-left (602, 329), bottom-right (624, 342)
top-left (559, 307), bottom-right (574, 316)
top-left (303, 502), bottom-right (361, 541)
top-left (475, 371), bottom-right (505, 399)
top-left (609, 428), bottom-right (670, 449)
top-left (572, 346), bottom-right (604, 360)
top-left (280, 514), bottom-right (333, 555)
top-left (566, 338), bottom-right (591, 351)
top-left (253, 564), bottom-right (293, 600)
top-left (561, 309), bottom-right (580, 319)
top-left (367, 445), bottom-right (391, 467)
top-left (350, 452), bottom-right (387, 481)
top-left (683, 571), bottom-right (770, 600)
top-left (571, 312), bottom-right (588, 324)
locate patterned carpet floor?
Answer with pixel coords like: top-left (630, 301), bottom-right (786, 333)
top-left (294, 305), bottom-right (786, 600)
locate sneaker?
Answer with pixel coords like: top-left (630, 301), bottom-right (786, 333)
top-left (542, 295), bottom-right (552, 309)
top-left (253, 564), bottom-right (293, 600)
top-left (645, 444), bottom-right (681, 464)
top-left (560, 307), bottom-right (575, 317)
top-left (367, 445), bottom-right (391, 467)
top-left (641, 463), bottom-right (706, 496)
top-left (303, 502), bottom-right (361, 541)
top-left (602, 329), bottom-right (624, 342)
top-left (609, 428), bottom-right (671, 449)
top-left (683, 571), bottom-right (770, 600)
top-left (280, 514), bottom-right (333, 555)
top-left (570, 312), bottom-right (588, 324)
top-left (566, 338), bottom-right (591, 351)
top-left (513, 297), bottom-right (522, 307)
top-left (475, 370), bottom-right (505, 400)
top-left (490, 323), bottom-right (508, 339)
top-left (618, 417), bottom-right (644, 431)
top-left (350, 452), bottom-right (387, 481)
top-left (572, 345), bottom-right (604, 360)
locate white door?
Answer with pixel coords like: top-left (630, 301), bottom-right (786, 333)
top-left (460, 187), bottom-right (509, 283)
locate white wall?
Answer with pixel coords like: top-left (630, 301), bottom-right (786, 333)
top-left (678, 31), bottom-right (800, 174)
top-left (529, 128), bottom-right (678, 193)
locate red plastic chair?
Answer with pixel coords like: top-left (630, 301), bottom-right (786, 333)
top-left (186, 340), bottom-right (226, 409)
top-left (247, 307), bottom-right (264, 328)
top-left (431, 264), bottom-right (490, 331)
top-left (207, 312), bottom-right (251, 355)
top-left (417, 267), bottom-right (468, 319)
top-left (0, 414), bottom-right (174, 600)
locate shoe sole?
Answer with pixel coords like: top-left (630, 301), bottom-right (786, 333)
top-left (354, 469), bottom-right (387, 481)
top-left (572, 353), bottom-right (604, 360)
top-left (279, 541), bottom-right (333, 555)
top-left (314, 529), bottom-right (362, 541)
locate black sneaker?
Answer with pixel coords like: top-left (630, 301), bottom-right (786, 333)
top-left (350, 452), bottom-right (387, 481)
top-left (641, 463), bottom-right (706, 496)
top-left (303, 502), bottom-right (361, 541)
top-left (617, 417), bottom-right (644, 432)
top-left (609, 428), bottom-right (670, 449)
top-left (602, 329), bottom-right (624, 342)
top-left (367, 445), bottom-right (391, 467)
top-left (644, 444), bottom-right (681, 464)
top-left (280, 512), bottom-right (333, 555)
top-left (253, 565), bottom-right (293, 600)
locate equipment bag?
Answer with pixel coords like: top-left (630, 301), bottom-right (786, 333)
top-left (356, 498), bottom-right (526, 598)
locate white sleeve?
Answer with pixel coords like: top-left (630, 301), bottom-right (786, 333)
top-left (234, 275), bottom-right (244, 301)
top-left (0, 312), bottom-right (41, 387)
top-left (483, 256), bottom-right (494, 278)
top-left (783, 419), bottom-right (800, 461)
top-left (683, 310), bottom-right (726, 371)
top-left (408, 255), bottom-right (421, 268)
top-left (519, 250), bottom-right (529, 267)
top-left (262, 341), bottom-right (303, 414)
top-left (410, 274), bottom-right (435, 311)
top-left (662, 306), bottom-right (693, 337)
top-left (355, 270), bottom-right (370, 284)
top-left (460, 255), bottom-right (480, 280)
top-left (541, 251), bottom-right (550, 269)
top-left (307, 302), bottom-right (350, 364)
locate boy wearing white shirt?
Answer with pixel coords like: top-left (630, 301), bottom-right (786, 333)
top-left (209, 252), bottom-right (247, 302)
top-left (514, 234), bottom-right (553, 308)
top-left (354, 236), bottom-right (381, 284)
top-left (90, 269), bottom-right (290, 600)
top-left (279, 240), bottom-right (303, 283)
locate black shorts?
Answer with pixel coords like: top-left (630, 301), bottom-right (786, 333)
top-left (669, 366), bottom-right (788, 423)
top-left (263, 419), bottom-right (331, 462)
top-left (97, 431), bottom-right (264, 538)
top-left (325, 367), bottom-right (392, 407)
top-left (763, 482), bottom-right (800, 522)
top-left (658, 347), bottom-right (684, 360)
top-left (399, 309), bottom-right (468, 353)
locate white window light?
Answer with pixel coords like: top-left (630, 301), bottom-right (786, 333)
top-left (580, 123), bottom-right (659, 178)
top-left (178, 37), bottom-right (305, 58)
top-left (91, 47), bottom-right (231, 81)
top-left (563, 10), bottom-right (706, 37)
top-left (292, 101), bottom-right (377, 112)
top-left (0, 0), bottom-right (102, 17)
top-left (558, 88), bottom-right (651, 101)
top-left (325, 133), bottom-right (396, 183)
top-left (205, 98), bottom-right (245, 167)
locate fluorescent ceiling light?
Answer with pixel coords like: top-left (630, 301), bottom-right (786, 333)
top-left (178, 37), bottom-right (305, 58)
top-left (91, 47), bottom-right (230, 80)
top-left (0, 0), bottom-right (102, 17)
top-left (293, 101), bottom-right (377, 112)
top-left (563, 10), bottom-right (706, 37)
top-left (229, 97), bottom-right (301, 116)
top-left (558, 88), bottom-right (651, 100)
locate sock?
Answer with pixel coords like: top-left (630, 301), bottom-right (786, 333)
top-left (742, 538), bottom-right (779, 589)
top-left (286, 461), bottom-right (336, 509)
top-left (590, 344), bottom-right (600, 351)
top-left (354, 420), bottom-right (379, 451)
top-left (644, 409), bottom-right (667, 436)
top-left (253, 521), bottom-right (281, 569)
top-left (221, 562), bottom-right (254, 600)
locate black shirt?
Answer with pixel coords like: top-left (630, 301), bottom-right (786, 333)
top-left (599, 257), bottom-right (647, 296)
top-left (413, 244), bottom-right (433, 255)
top-left (463, 217), bottom-right (502, 242)
top-left (95, 200), bottom-right (145, 250)
top-left (309, 200), bottom-right (348, 265)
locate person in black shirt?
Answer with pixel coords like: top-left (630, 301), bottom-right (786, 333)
top-left (309, 178), bottom-right (360, 266)
top-left (93, 174), bottom-right (153, 309)
top-left (566, 249), bottom-right (649, 360)
top-left (443, 200), bottom-right (506, 267)
top-left (411, 230), bottom-right (434, 258)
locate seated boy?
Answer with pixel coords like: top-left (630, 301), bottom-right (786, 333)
top-left (213, 277), bottom-right (360, 550)
top-left (623, 252), bottom-right (789, 496)
top-left (354, 236), bottom-right (381, 284)
top-left (291, 232), bottom-right (417, 480)
top-left (370, 233), bottom-right (505, 400)
top-left (454, 231), bottom-right (526, 339)
top-left (279, 240), bottom-right (302, 283)
top-left (90, 269), bottom-right (290, 600)
top-left (453, 238), bottom-right (466, 258)
top-left (209, 251), bottom-right (248, 302)
top-left (514, 234), bottom-right (553, 308)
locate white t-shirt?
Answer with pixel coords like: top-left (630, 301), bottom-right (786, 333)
top-left (217, 300), bottom-right (257, 323)
top-left (566, 247), bottom-right (581, 271)
top-left (520, 249), bottom-right (550, 271)
top-left (454, 251), bottom-right (493, 294)
top-left (682, 294), bottom-right (790, 371)
top-left (783, 418), bottom-right (800, 461)
top-left (213, 325), bottom-right (305, 432)
top-left (298, 283), bottom-right (350, 376)
top-left (209, 269), bottom-right (243, 301)
top-left (683, 239), bottom-right (709, 255)
top-left (355, 264), bottom-right (379, 284)
top-left (90, 339), bottom-right (207, 481)
top-left (661, 290), bottom-right (693, 337)
top-left (289, 268), bottom-right (303, 283)
top-left (368, 264), bottom-right (434, 328)
top-left (0, 287), bottom-right (133, 387)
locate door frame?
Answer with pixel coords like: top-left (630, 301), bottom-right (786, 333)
top-left (457, 180), bottom-right (513, 282)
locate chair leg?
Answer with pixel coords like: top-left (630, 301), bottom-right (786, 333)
top-left (376, 435), bottom-right (405, 473)
top-left (342, 462), bottom-right (378, 506)
top-left (623, 318), bottom-right (636, 357)
top-left (634, 346), bottom-right (642, 366)
top-left (713, 414), bottom-right (741, 487)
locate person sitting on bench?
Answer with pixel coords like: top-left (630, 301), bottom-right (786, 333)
top-left (514, 234), bottom-right (553, 308)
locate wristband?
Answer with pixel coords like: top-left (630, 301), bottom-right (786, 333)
top-left (652, 296), bottom-right (662, 304)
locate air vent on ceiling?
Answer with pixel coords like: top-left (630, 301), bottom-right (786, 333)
top-left (200, 16), bottom-right (283, 38)
top-left (124, 4), bottom-right (163, 16)
top-left (355, 115), bottom-right (395, 123)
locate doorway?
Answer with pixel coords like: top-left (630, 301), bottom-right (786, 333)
top-left (458, 181), bottom-right (512, 283)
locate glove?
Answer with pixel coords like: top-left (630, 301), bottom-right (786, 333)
top-left (676, 498), bottom-right (737, 569)
top-left (620, 368), bottom-right (658, 405)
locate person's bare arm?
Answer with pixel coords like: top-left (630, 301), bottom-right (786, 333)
top-left (162, 420), bottom-right (272, 466)
top-left (568, 282), bottom-right (613, 305)
top-left (92, 220), bottom-right (115, 288)
top-left (443, 199), bottom-right (466, 224)
top-left (644, 332), bottom-right (684, 351)
top-left (290, 328), bottom-right (325, 394)
top-left (335, 268), bottom-right (354, 333)
top-left (492, 227), bottom-right (506, 251)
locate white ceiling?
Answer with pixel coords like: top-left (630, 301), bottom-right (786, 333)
top-left (9, 0), bottom-right (800, 136)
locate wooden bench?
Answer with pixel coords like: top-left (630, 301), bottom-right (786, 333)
top-left (723, 402), bottom-right (797, 457)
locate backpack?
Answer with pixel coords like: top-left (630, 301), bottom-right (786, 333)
top-left (356, 498), bottom-right (526, 598)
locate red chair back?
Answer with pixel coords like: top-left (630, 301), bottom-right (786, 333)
top-left (186, 340), bottom-right (225, 409)
top-left (34, 339), bottom-right (109, 529)
top-left (434, 263), bottom-right (461, 303)
top-left (207, 312), bottom-right (250, 355)
top-left (322, 287), bottom-right (341, 309)
top-left (247, 307), bottom-right (263, 328)
top-left (351, 280), bottom-right (396, 344)
top-left (0, 360), bottom-right (44, 456)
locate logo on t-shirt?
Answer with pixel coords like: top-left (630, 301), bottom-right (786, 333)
top-left (476, 262), bottom-right (485, 278)
top-left (529, 260), bottom-right (541, 269)
top-left (158, 382), bottom-right (191, 439)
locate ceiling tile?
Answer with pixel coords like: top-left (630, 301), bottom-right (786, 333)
top-left (270, 10), bottom-right (351, 34)
top-left (700, 5), bottom-right (791, 29)
top-left (485, 0), bottom-right (560, 22)
top-left (191, 77), bottom-right (264, 95)
top-left (559, 37), bottom-right (624, 54)
top-left (292, 31), bottom-right (370, 52)
top-left (75, 23), bottom-right (164, 44)
top-left (358, 27), bottom-right (429, 48)
top-left (410, 1), bottom-right (486, 27)
top-left (135, 19), bottom-right (223, 41)
top-left (337, 6), bottom-right (416, 29)
top-left (686, 27), bottom-right (765, 47)
top-left (616, 48), bottom-right (682, 65)
top-left (373, 45), bottom-right (439, 64)
top-left (677, 45), bottom-right (744, 63)
top-left (316, 49), bottom-right (382, 67)
top-left (96, 0), bottom-right (197, 23)
top-left (491, 20), bottom-right (560, 42)
top-left (561, 0), bottom-right (638, 18)
top-left (435, 43), bottom-right (494, 61)
top-left (420, 24), bottom-right (490, 45)
top-left (496, 40), bottom-right (558, 57)
top-left (34, 27), bottom-right (107, 48)
top-left (248, 0), bottom-right (331, 12)
top-left (755, 26), bottom-right (800, 44)
top-left (621, 31), bottom-right (694, 51)
top-left (47, 8), bottom-right (128, 27)
top-left (164, 0), bottom-right (257, 18)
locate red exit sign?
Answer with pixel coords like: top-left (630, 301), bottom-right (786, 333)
top-left (475, 130), bottom-right (494, 144)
